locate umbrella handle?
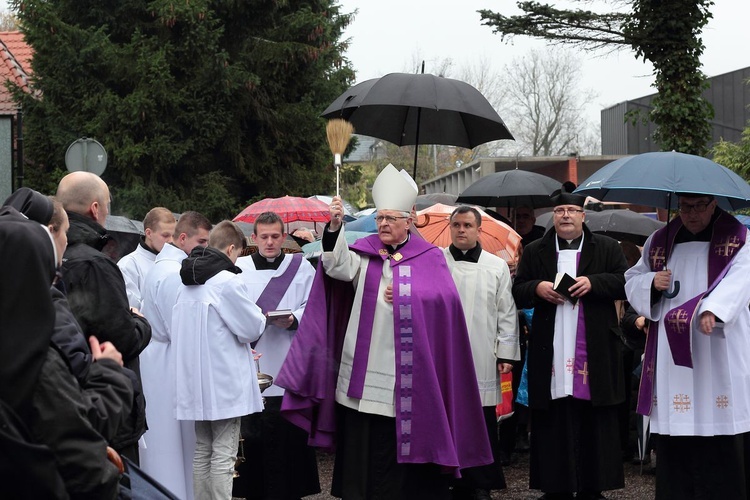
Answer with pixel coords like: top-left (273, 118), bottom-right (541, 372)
top-left (662, 280), bottom-right (680, 299)
top-left (335, 155), bottom-right (341, 198)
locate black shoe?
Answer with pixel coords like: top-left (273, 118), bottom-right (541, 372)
top-left (576, 492), bottom-right (606, 499)
top-left (516, 432), bottom-right (530, 452)
top-left (472, 488), bottom-right (492, 500)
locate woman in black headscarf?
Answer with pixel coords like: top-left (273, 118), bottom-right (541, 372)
top-left (0, 204), bottom-right (57, 419)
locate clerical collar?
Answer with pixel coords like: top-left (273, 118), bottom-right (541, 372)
top-left (388, 234), bottom-right (410, 253)
top-left (557, 235), bottom-right (583, 251)
top-left (251, 250), bottom-right (285, 270)
top-left (449, 243), bottom-right (482, 263)
top-left (139, 236), bottom-right (159, 255)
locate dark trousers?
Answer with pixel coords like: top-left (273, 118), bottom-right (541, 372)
top-left (655, 433), bottom-right (749, 500)
top-left (530, 397), bottom-right (624, 494)
top-left (331, 405), bottom-right (450, 500)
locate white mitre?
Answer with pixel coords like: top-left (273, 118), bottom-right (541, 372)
top-left (372, 163), bottom-right (418, 212)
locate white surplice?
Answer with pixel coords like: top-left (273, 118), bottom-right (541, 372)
top-left (442, 248), bottom-right (519, 406)
top-left (625, 234), bottom-right (750, 436)
top-left (172, 270), bottom-right (266, 421)
top-left (118, 244), bottom-right (156, 309)
top-left (235, 254), bottom-right (315, 398)
top-left (321, 227), bottom-right (398, 418)
top-left (139, 243), bottom-right (195, 499)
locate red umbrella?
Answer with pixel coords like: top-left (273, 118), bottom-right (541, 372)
top-left (233, 196), bottom-right (330, 225)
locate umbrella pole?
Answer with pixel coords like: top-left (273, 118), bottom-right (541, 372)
top-left (412, 108), bottom-right (422, 180)
top-left (663, 192), bottom-right (680, 298)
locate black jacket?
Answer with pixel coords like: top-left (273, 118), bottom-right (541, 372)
top-left (51, 286), bottom-right (134, 443)
top-left (61, 212), bottom-right (151, 449)
top-left (512, 226), bottom-right (628, 409)
top-left (30, 347), bottom-right (121, 499)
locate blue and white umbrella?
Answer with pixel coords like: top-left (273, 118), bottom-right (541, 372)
top-left (575, 151), bottom-right (750, 211)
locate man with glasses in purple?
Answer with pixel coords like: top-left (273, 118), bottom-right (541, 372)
top-left (625, 193), bottom-right (750, 499)
top-left (513, 189), bottom-right (628, 500)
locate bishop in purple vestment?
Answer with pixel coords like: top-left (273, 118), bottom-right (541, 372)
top-left (276, 165), bottom-right (492, 500)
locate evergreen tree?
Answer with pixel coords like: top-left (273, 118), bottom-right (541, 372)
top-left (10, 0), bottom-right (354, 220)
top-left (479, 0), bottom-right (714, 155)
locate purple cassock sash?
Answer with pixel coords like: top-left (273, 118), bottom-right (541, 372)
top-left (255, 253), bottom-right (303, 313)
top-left (637, 209), bottom-right (746, 415)
top-left (276, 233), bottom-right (493, 475)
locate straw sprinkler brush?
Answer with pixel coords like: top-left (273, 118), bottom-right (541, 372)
top-left (326, 119), bottom-right (354, 199)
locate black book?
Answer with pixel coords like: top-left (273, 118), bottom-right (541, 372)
top-left (553, 272), bottom-right (578, 305)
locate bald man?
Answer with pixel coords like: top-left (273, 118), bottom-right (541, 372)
top-left (57, 171), bottom-right (152, 464)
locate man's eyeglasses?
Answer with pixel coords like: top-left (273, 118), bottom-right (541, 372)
top-left (678, 202), bottom-right (710, 214)
top-left (375, 215), bottom-right (409, 224)
top-left (552, 208), bottom-right (584, 216)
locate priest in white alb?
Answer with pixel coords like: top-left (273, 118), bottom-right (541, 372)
top-left (625, 193), bottom-right (750, 499)
top-left (442, 205), bottom-right (519, 500)
top-left (232, 211), bottom-right (320, 500)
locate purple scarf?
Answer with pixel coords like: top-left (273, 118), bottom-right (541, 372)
top-left (637, 209), bottom-right (746, 415)
top-left (276, 233), bottom-right (492, 475)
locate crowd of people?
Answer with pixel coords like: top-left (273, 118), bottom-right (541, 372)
top-left (2, 165), bottom-right (750, 500)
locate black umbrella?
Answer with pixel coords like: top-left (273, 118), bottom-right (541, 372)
top-left (536, 209), bottom-right (666, 245)
top-left (415, 192), bottom-right (458, 211)
top-left (321, 72), bottom-right (514, 178)
top-left (456, 169), bottom-right (562, 209)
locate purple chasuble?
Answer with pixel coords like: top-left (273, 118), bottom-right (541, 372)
top-left (255, 253), bottom-right (303, 313)
top-left (276, 233), bottom-right (493, 475)
top-left (637, 209), bottom-right (746, 415)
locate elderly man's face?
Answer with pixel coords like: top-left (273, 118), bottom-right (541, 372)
top-left (553, 204), bottom-right (585, 240)
top-left (376, 210), bottom-right (411, 246)
top-left (678, 196), bottom-right (716, 235)
top-left (515, 207), bottom-right (536, 236)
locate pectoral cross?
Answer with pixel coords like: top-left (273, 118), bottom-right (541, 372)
top-left (667, 309), bottom-right (689, 334)
top-left (715, 236), bottom-right (741, 258)
top-left (649, 246), bottom-right (666, 270)
top-left (577, 362), bottom-right (589, 385)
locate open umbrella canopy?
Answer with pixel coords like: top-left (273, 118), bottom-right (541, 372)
top-left (234, 196), bottom-right (330, 225)
top-left (457, 170), bottom-right (562, 209)
top-left (346, 212), bottom-right (377, 233)
top-left (536, 209), bottom-right (665, 245)
top-left (575, 151), bottom-right (750, 211)
top-left (322, 73), bottom-right (513, 149)
top-left (415, 192), bottom-right (458, 210)
top-left (415, 203), bottom-right (522, 264)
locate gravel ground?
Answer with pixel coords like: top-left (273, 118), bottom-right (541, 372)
top-left (303, 450), bottom-right (656, 500)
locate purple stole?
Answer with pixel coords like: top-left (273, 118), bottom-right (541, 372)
top-left (637, 210), bottom-right (746, 415)
top-left (346, 238), bottom-right (421, 459)
top-left (255, 253), bottom-right (303, 313)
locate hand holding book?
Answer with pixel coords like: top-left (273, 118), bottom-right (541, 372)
top-left (553, 272), bottom-right (579, 305)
